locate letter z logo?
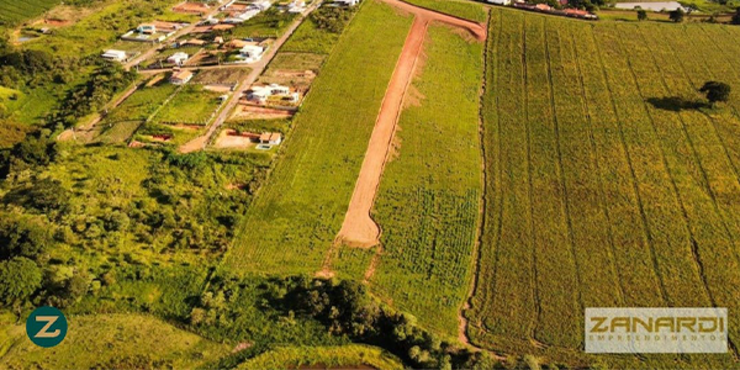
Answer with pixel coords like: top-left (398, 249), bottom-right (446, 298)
top-left (33, 316), bottom-right (61, 338)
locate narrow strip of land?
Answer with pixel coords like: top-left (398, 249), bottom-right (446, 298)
top-left (335, 0), bottom-right (486, 247)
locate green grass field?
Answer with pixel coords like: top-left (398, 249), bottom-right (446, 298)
top-left (0, 0), bottom-right (59, 26)
top-left (154, 84), bottom-right (223, 125)
top-left (336, 24), bottom-right (484, 338)
top-left (237, 344), bottom-right (404, 370)
top-left (0, 313), bottom-right (229, 369)
top-left (403, 0), bottom-right (488, 23)
top-left (222, 0), bottom-right (413, 274)
top-left (469, 8), bottom-right (740, 367)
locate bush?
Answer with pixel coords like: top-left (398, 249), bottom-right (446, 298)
top-left (0, 257), bottom-right (42, 305)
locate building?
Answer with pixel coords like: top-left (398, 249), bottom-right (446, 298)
top-left (334, 0), bottom-right (359, 6)
top-left (259, 132), bottom-right (282, 145)
top-left (239, 45), bottom-right (264, 62)
top-left (486, 0), bottom-right (510, 5)
top-left (167, 52), bottom-right (189, 66)
top-left (252, 0), bottom-right (272, 11)
top-left (137, 24), bottom-right (157, 34)
top-left (184, 38), bottom-right (207, 46)
top-left (288, 0), bottom-right (306, 13)
top-left (246, 84), bottom-right (298, 103)
top-left (101, 49), bottom-right (127, 62)
top-left (214, 36), bottom-right (224, 44)
top-left (170, 69), bottom-right (194, 85)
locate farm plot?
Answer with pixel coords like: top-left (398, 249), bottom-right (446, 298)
top-left (221, 0), bottom-right (414, 275)
top-left (469, 8), bottom-right (740, 367)
top-left (281, 5), bottom-right (357, 55)
top-left (0, 0), bottom-right (59, 26)
top-left (402, 0), bottom-right (487, 23)
top-left (95, 78), bottom-right (179, 143)
top-left (153, 84), bottom-right (224, 126)
top-left (355, 24), bottom-right (483, 338)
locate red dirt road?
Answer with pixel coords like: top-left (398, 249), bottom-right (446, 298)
top-left (335, 1), bottom-right (485, 248)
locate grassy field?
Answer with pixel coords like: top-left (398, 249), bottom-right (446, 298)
top-left (229, 9), bottom-right (298, 38)
top-left (403, 0), bottom-right (488, 23)
top-left (469, 7), bottom-right (740, 367)
top-left (154, 84), bottom-right (223, 125)
top-left (342, 24), bottom-right (484, 338)
top-left (0, 313), bottom-right (229, 369)
top-left (237, 344), bottom-right (404, 370)
top-left (0, 0), bottom-right (59, 26)
top-left (222, 0), bottom-right (413, 274)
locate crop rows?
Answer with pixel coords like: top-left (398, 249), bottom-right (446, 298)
top-left (0, 0), bottom-right (59, 25)
top-left (471, 8), bottom-right (740, 366)
top-left (352, 24), bottom-right (484, 337)
top-left (222, 1), bottom-right (413, 275)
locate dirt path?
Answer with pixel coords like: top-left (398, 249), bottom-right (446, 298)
top-left (335, 0), bottom-right (486, 248)
top-left (178, 2), bottom-right (320, 153)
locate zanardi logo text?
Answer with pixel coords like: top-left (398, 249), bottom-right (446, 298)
top-left (585, 308), bottom-right (728, 354)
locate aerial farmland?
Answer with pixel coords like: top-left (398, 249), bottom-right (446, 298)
top-left (2, 0), bottom-right (740, 368)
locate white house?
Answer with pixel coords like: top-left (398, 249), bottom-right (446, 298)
top-left (253, 0), bottom-right (272, 11)
top-left (102, 49), bottom-right (127, 62)
top-left (288, 0), bottom-right (306, 13)
top-left (137, 24), bottom-right (157, 34)
top-left (334, 0), bottom-right (359, 6)
top-left (170, 70), bottom-right (194, 85)
top-left (247, 84), bottom-right (295, 103)
top-left (259, 132), bottom-right (282, 145)
top-left (238, 45), bottom-right (264, 62)
top-left (167, 52), bottom-right (189, 66)
top-left (486, 0), bottom-right (510, 5)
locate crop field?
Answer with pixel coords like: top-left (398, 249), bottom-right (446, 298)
top-left (222, 0), bottom-right (413, 274)
top-left (0, 0), bottom-right (59, 26)
top-left (154, 84), bottom-right (223, 125)
top-left (468, 8), bottom-right (740, 367)
top-left (402, 0), bottom-right (487, 23)
top-left (0, 313), bottom-right (229, 369)
top-left (347, 24), bottom-right (483, 338)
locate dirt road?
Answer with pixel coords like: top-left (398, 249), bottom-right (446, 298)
top-left (178, 2), bottom-right (320, 153)
top-left (334, 0), bottom-right (486, 248)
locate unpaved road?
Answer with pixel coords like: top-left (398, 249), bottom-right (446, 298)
top-left (178, 2), bottom-right (320, 153)
top-left (334, 0), bottom-right (486, 248)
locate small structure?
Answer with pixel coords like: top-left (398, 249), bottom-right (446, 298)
top-left (137, 24), bottom-right (157, 34)
top-left (214, 36), bottom-right (224, 44)
top-left (238, 45), bottom-right (265, 62)
top-left (184, 38), bottom-right (207, 46)
top-left (223, 9), bottom-right (260, 24)
top-left (288, 0), bottom-right (306, 12)
top-left (334, 0), bottom-right (359, 6)
top-left (247, 84), bottom-right (297, 103)
top-left (252, 0), bottom-right (272, 11)
top-left (170, 69), bottom-right (194, 85)
top-left (486, 0), bottom-right (510, 5)
top-left (101, 49), bottom-right (127, 62)
top-left (259, 132), bottom-right (282, 145)
top-left (212, 24), bottom-right (236, 32)
top-left (167, 52), bottom-right (189, 66)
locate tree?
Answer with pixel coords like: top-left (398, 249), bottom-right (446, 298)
top-left (637, 9), bottom-right (648, 21)
top-left (699, 81), bottom-right (731, 106)
top-left (0, 257), bottom-right (42, 305)
top-left (733, 8), bottom-right (740, 25)
top-left (669, 8), bottom-right (685, 22)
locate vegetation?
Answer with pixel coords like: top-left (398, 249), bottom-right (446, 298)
top-left (471, 7), bottom-right (740, 367)
top-left (0, 313), bottom-right (230, 369)
top-left (223, 0), bottom-right (413, 274)
top-left (228, 9), bottom-right (297, 38)
top-left (354, 25), bottom-right (484, 337)
top-left (402, 0), bottom-right (488, 23)
top-left (153, 84), bottom-right (223, 125)
top-left (669, 8), bottom-right (685, 22)
top-left (282, 5), bottom-right (358, 55)
top-left (0, 0), bottom-right (60, 26)
top-left (700, 80), bottom-right (731, 105)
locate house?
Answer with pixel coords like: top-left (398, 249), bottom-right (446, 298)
top-left (486, 0), bottom-right (510, 5)
top-left (170, 69), bottom-right (194, 85)
top-left (223, 9), bottom-right (260, 23)
top-left (101, 49), bottom-right (127, 62)
top-left (252, 0), bottom-right (272, 11)
top-left (288, 0), bottom-right (306, 12)
top-left (184, 38), bottom-right (207, 46)
top-left (246, 84), bottom-right (294, 102)
top-left (212, 24), bottom-right (236, 32)
top-left (214, 36), bottom-right (224, 44)
top-left (167, 52), bottom-right (189, 66)
top-left (334, 0), bottom-right (359, 6)
top-left (259, 132), bottom-right (282, 145)
top-left (239, 45), bottom-right (264, 62)
top-left (137, 24), bottom-right (157, 34)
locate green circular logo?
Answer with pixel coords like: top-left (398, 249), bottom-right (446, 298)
top-left (26, 306), bottom-right (67, 348)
